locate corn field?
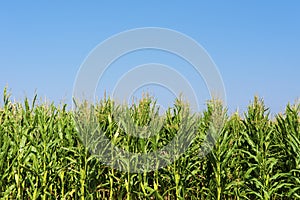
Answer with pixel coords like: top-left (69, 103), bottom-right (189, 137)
top-left (0, 88), bottom-right (299, 199)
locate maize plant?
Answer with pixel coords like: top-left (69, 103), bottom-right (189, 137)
top-left (0, 88), bottom-right (299, 199)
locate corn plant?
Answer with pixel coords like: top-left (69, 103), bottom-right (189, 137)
top-left (1, 88), bottom-right (300, 199)
top-left (275, 102), bottom-right (300, 198)
top-left (238, 97), bottom-right (286, 199)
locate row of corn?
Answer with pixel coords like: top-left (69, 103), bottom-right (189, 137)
top-left (0, 88), bottom-right (299, 199)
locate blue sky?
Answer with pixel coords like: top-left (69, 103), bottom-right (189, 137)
top-left (1, 1), bottom-right (299, 114)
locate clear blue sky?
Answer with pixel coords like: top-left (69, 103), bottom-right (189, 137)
top-left (1, 1), bottom-right (299, 114)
